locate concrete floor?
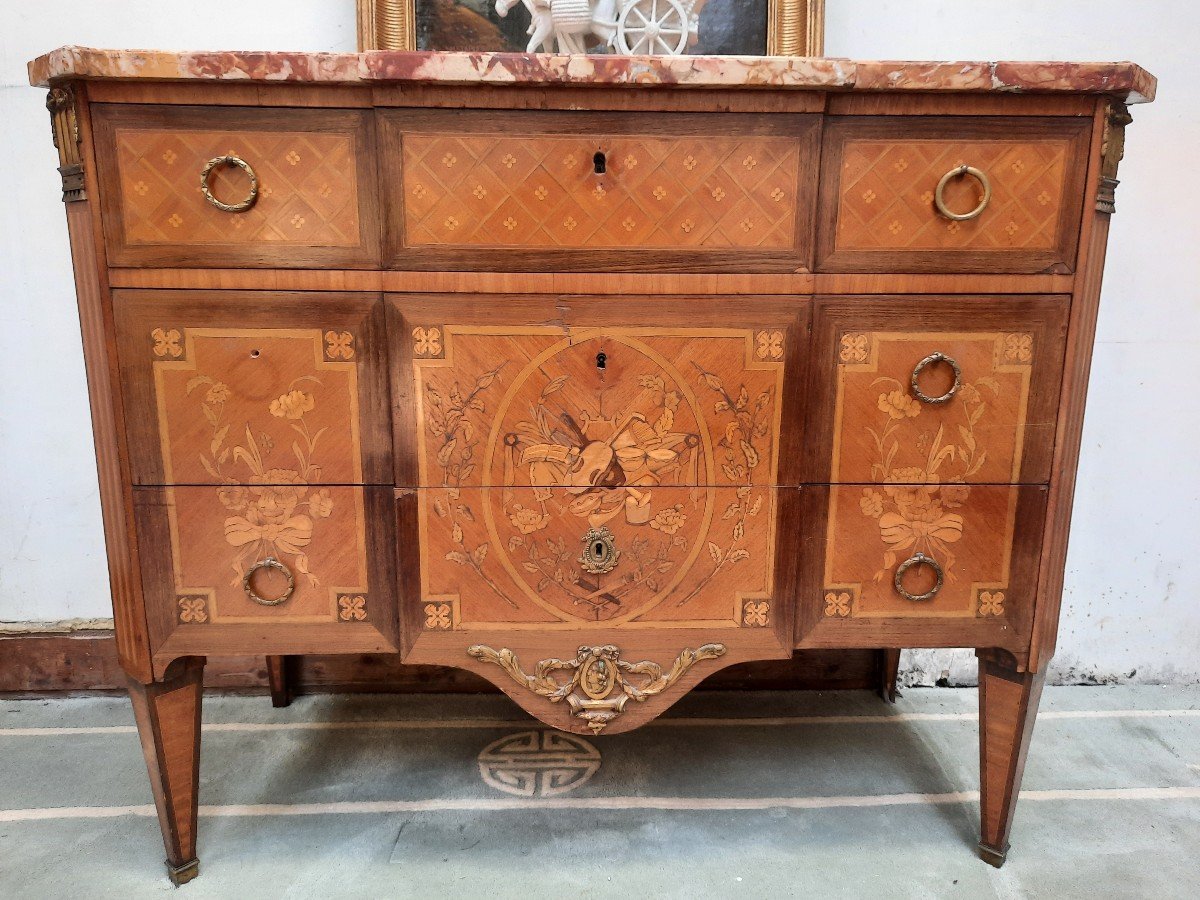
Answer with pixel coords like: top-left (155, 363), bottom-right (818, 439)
top-left (0, 685), bottom-right (1197, 898)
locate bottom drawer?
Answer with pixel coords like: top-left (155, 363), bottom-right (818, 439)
top-left (397, 484), bottom-right (797, 734)
top-left (412, 485), bottom-right (784, 628)
top-left (797, 484), bottom-right (1046, 655)
top-left (135, 485), bottom-right (396, 665)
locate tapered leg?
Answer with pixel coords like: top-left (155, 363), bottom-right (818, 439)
top-left (977, 657), bottom-right (1045, 867)
top-left (127, 656), bottom-right (205, 886)
top-left (266, 654), bottom-right (296, 708)
top-left (877, 648), bottom-right (901, 703)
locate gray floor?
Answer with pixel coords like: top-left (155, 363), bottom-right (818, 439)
top-left (0, 685), bottom-right (1197, 898)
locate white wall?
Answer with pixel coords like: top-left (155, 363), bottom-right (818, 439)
top-left (824, 1), bottom-right (1200, 684)
top-left (2, 1), bottom-right (1196, 683)
top-left (0, 2), bottom-right (359, 628)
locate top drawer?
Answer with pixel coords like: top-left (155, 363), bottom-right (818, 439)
top-left (380, 110), bottom-right (819, 273)
top-left (815, 117), bottom-right (1091, 274)
top-left (93, 105), bottom-right (380, 268)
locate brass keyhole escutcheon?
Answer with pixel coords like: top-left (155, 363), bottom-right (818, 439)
top-left (596, 351), bottom-right (607, 370)
top-left (579, 526), bottom-right (620, 575)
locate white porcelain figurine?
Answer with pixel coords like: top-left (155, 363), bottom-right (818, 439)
top-left (495, 0), bottom-right (701, 56)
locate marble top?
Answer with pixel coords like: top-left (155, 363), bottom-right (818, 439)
top-left (28, 47), bottom-right (1156, 104)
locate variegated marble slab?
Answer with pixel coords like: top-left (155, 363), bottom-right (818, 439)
top-left (28, 47), bottom-right (1156, 103)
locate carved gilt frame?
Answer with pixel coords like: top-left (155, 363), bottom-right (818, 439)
top-left (357, 0), bottom-right (825, 56)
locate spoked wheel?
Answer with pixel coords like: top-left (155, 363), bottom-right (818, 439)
top-left (616, 0), bottom-right (691, 56)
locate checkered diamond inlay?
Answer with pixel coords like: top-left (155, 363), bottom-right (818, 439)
top-left (401, 134), bottom-right (800, 250)
top-left (836, 138), bottom-right (1071, 251)
top-left (115, 129), bottom-right (362, 246)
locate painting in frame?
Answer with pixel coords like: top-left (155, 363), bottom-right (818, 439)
top-left (357, 0), bottom-right (824, 57)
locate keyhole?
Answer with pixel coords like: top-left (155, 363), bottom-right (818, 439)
top-left (594, 541), bottom-right (606, 558)
top-left (250, 349), bottom-right (261, 359)
top-left (596, 351), bottom-right (607, 370)
top-left (593, 151), bottom-right (606, 175)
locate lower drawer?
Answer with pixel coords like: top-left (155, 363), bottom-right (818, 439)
top-left (135, 485), bottom-right (396, 664)
top-left (397, 485), bottom-right (796, 733)
top-left (408, 484), bottom-right (786, 630)
top-left (796, 484), bottom-right (1046, 655)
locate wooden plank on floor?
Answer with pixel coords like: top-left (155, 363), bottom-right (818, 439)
top-left (0, 631), bottom-right (888, 695)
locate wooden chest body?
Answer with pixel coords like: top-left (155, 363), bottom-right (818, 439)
top-left (31, 47), bottom-right (1153, 881)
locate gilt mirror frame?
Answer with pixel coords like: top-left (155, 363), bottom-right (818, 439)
top-left (357, 0), bottom-right (824, 56)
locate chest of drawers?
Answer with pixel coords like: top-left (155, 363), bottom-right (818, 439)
top-left (29, 47), bottom-right (1154, 883)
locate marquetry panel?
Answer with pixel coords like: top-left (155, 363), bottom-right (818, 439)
top-left (401, 133), bottom-right (799, 249)
top-left (93, 105), bottom-right (380, 268)
top-left (116, 130), bottom-right (359, 244)
top-left (382, 110), bottom-right (819, 272)
top-left (114, 291), bottom-right (391, 487)
top-left (796, 484), bottom-right (1046, 653)
top-left (816, 117), bottom-right (1090, 273)
top-left (833, 330), bottom-right (1033, 484)
top-left (135, 486), bottom-right (397, 658)
top-left (147, 327), bottom-right (363, 487)
top-left (406, 321), bottom-right (788, 491)
top-left (390, 296), bottom-right (803, 677)
top-left (825, 484), bottom-right (1020, 619)
top-left (419, 485), bottom-right (778, 630)
top-left (402, 312), bottom-right (791, 630)
top-left (165, 484), bottom-right (367, 624)
top-left (806, 296), bottom-right (1068, 485)
top-left (838, 142), bottom-right (1067, 250)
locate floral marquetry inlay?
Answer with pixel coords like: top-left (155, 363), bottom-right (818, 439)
top-left (424, 602), bottom-right (453, 629)
top-left (150, 327), bottom-right (363, 486)
top-left (742, 600), bottom-right (770, 627)
top-left (859, 483), bottom-right (966, 586)
top-left (839, 333), bottom-right (869, 364)
top-left (324, 330), bottom-right (355, 360)
top-left (412, 326), bottom-right (443, 358)
top-left (1001, 333), bottom-right (1034, 364)
top-left (822, 329), bottom-right (1031, 620)
top-left (177, 596), bottom-right (209, 624)
top-left (414, 325), bottom-right (784, 630)
top-left (823, 590), bottom-right (852, 617)
top-left (977, 590), bottom-right (1005, 617)
top-left (149, 327), bottom-right (369, 625)
top-left (337, 595), bottom-right (367, 621)
top-left (833, 331), bottom-right (1035, 485)
top-left (755, 330), bottom-right (785, 361)
top-left (823, 484), bottom-right (1019, 621)
top-left (400, 133), bottom-right (801, 250)
top-left (212, 385), bottom-right (335, 587)
top-left (152, 327), bottom-right (184, 359)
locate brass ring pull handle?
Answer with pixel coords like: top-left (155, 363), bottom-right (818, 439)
top-left (894, 552), bottom-right (944, 603)
top-left (200, 155), bottom-right (259, 213)
top-left (934, 164), bottom-right (992, 221)
top-left (242, 556), bottom-right (295, 606)
top-left (911, 351), bottom-right (962, 405)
